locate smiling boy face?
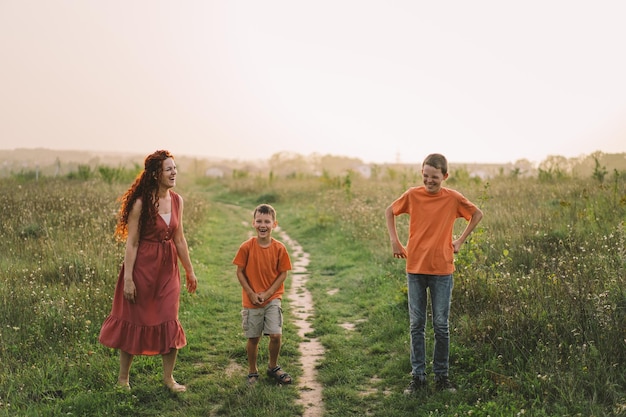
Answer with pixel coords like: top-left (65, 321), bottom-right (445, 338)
top-left (422, 163), bottom-right (448, 194)
top-left (253, 211), bottom-right (277, 241)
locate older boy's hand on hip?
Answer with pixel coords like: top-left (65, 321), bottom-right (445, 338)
top-left (391, 242), bottom-right (407, 258)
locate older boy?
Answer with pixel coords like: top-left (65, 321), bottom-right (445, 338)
top-left (385, 153), bottom-right (483, 394)
top-left (233, 204), bottom-right (293, 385)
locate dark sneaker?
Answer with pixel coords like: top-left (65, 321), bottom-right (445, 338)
top-left (435, 375), bottom-right (457, 393)
top-left (403, 376), bottom-right (427, 395)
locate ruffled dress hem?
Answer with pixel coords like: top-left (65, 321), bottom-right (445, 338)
top-left (99, 315), bottom-right (187, 356)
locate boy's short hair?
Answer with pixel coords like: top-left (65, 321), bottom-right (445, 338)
top-left (253, 204), bottom-right (277, 220)
top-left (423, 153), bottom-right (448, 175)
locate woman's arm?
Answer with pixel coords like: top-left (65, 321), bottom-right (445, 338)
top-left (172, 196), bottom-right (197, 293)
top-left (122, 199), bottom-right (142, 303)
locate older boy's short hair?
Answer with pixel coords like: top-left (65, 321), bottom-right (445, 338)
top-left (423, 153), bottom-right (448, 175)
top-left (253, 204), bottom-right (277, 220)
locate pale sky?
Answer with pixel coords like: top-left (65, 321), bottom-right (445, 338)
top-left (1, 1), bottom-right (625, 164)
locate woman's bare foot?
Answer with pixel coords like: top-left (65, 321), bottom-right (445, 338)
top-left (164, 379), bottom-right (186, 392)
top-left (117, 379), bottom-right (131, 390)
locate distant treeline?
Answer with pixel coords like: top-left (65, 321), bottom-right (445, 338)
top-left (1, 148), bottom-right (624, 181)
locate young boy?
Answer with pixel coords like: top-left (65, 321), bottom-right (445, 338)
top-left (233, 204), bottom-right (293, 385)
top-left (385, 153), bottom-right (483, 395)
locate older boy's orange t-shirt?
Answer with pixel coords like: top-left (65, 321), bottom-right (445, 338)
top-left (233, 237), bottom-right (292, 308)
top-left (391, 186), bottom-right (477, 275)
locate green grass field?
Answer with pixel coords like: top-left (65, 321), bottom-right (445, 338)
top-left (1, 166), bottom-right (624, 416)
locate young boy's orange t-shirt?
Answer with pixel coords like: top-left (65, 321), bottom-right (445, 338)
top-left (391, 186), bottom-right (478, 275)
top-left (233, 237), bottom-right (292, 308)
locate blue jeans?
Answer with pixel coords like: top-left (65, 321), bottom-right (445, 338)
top-left (407, 273), bottom-right (453, 378)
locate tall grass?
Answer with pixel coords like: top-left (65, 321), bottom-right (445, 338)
top-left (1, 167), bottom-right (625, 416)
top-left (225, 168), bottom-right (625, 415)
top-left (0, 178), bottom-right (123, 413)
top-left (0, 175), bottom-right (303, 416)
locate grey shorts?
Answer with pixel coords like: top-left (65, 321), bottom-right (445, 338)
top-left (241, 298), bottom-right (283, 338)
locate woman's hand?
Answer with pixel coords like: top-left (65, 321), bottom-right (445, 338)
top-left (186, 273), bottom-right (198, 294)
top-left (123, 279), bottom-right (137, 303)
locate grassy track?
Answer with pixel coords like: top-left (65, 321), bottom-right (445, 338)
top-left (169, 198), bottom-right (302, 417)
top-left (0, 182), bottom-right (302, 416)
top-left (1, 171), bottom-right (625, 416)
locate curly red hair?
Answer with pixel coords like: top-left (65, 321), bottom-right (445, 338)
top-left (114, 150), bottom-right (174, 241)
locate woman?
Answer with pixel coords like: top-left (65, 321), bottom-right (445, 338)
top-left (99, 150), bottom-right (198, 392)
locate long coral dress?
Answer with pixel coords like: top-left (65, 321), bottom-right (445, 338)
top-left (99, 191), bottom-right (187, 355)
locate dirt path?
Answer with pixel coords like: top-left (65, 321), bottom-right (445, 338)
top-left (279, 231), bottom-right (325, 417)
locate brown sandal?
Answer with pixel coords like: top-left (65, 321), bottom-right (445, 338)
top-left (247, 372), bottom-right (259, 386)
top-left (267, 366), bottom-right (292, 384)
